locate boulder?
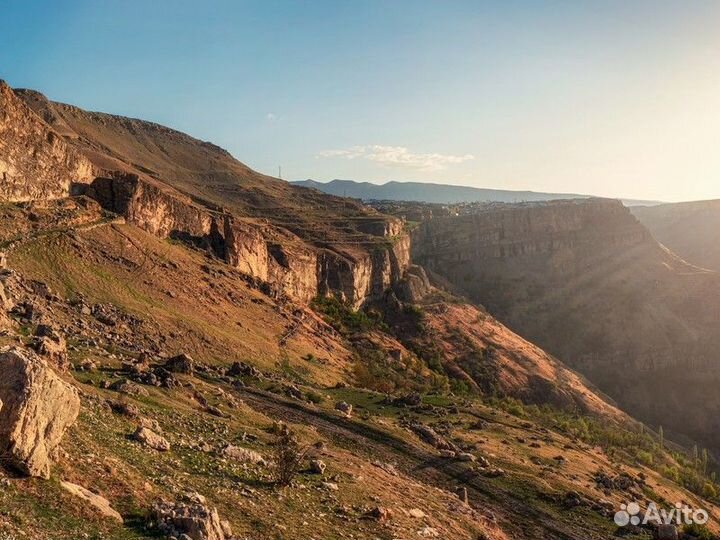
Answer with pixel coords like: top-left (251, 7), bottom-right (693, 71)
top-left (164, 353), bottom-right (195, 374)
top-left (0, 347), bottom-right (80, 478)
top-left (152, 493), bottom-right (227, 540)
top-left (222, 445), bottom-right (265, 465)
top-left (334, 401), bottom-right (352, 417)
top-left (133, 426), bottom-right (170, 451)
top-left (365, 506), bottom-right (393, 522)
top-left (61, 481), bottom-right (123, 522)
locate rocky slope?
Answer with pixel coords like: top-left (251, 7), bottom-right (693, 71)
top-left (413, 198), bottom-right (720, 450)
top-left (633, 199), bottom-right (720, 271)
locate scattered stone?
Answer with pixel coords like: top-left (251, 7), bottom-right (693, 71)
top-left (61, 481), bottom-right (123, 522)
top-left (481, 467), bottom-right (505, 478)
top-left (409, 508), bottom-right (426, 519)
top-left (165, 353), bottom-right (195, 375)
top-left (392, 392), bottom-right (422, 407)
top-left (334, 401), bottom-right (353, 417)
top-left (226, 361), bottom-right (262, 379)
top-left (365, 506), bottom-right (392, 522)
top-left (309, 459), bottom-right (326, 475)
top-left (133, 426), bottom-right (170, 452)
top-left (0, 347), bottom-right (80, 478)
top-left (408, 423), bottom-right (457, 452)
top-left (110, 379), bottom-right (150, 397)
top-left (284, 384), bottom-right (303, 400)
top-left (152, 493), bottom-right (227, 540)
top-left (223, 445), bottom-right (265, 465)
top-left (110, 400), bottom-right (140, 417)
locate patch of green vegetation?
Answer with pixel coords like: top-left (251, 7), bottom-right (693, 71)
top-left (311, 296), bottom-right (388, 333)
top-left (488, 396), bottom-right (720, 503)
top-left (683, 523), bottom-right (717, 540)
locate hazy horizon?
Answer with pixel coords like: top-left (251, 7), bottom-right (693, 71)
top-left (3, 0), bottom-right (720, 203)
top-left (296, 177), bottom-right (669, 203)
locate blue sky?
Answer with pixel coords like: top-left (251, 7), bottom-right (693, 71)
top-left (2, 0), bottom-right (720, 202)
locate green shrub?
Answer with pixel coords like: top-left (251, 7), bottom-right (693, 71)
top-left (683, 523), bottom-right (716, 540)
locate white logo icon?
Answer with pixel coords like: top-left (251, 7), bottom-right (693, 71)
top-left (614, 502), bottom-right (641, 526)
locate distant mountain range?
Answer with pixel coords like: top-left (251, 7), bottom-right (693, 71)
top-left (293, 179), bottom-right (662, 207)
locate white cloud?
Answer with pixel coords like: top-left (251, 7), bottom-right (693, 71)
top-left (266, 112), bottom-right (277, 121)
top-left (317, 145), bottom-right (474, 171)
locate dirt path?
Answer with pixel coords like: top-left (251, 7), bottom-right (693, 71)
top-left (235, 386), bottom-right (606, 540)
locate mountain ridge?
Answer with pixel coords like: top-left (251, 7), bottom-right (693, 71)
top-left (294, 178), bottom-right (662, 207)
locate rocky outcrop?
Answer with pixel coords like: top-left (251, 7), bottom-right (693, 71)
top-left (61, 481), bottom-right (123, 522)
top-left (83, 173), bottom-right (218, 246)
top-left (223, 216), bottom-right (270, 280)
top-left (356, 217), bottom-right (404, 237)
top-left (0, 81), bottom-right (94, 201)
top-left (318, 234), bottom-right (411, 307)
top-left (152, 493), bottom-right (228, 540)
top-left (0, 347), bottom-right (80, 478)
top-left (394, 264), bottom-right (432, 303)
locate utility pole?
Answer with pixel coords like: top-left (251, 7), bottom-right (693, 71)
top-left (278, 166), bottom-right (282, 180)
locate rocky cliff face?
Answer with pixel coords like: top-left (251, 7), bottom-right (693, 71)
top-left (1, 82), bottom-right (411, 307)
top-left (0, 82), bottom-right (94, 201)
top-left (413, 198), bottom-right (720, 448)
top-left (83, 173), bottom-right (411, 306)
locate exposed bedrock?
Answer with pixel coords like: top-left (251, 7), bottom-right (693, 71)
top-left (0, 81), bottom-right (94, 201)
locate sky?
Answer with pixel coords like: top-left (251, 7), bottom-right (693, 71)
top-left (2, 0), bottom-right (720, 202)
